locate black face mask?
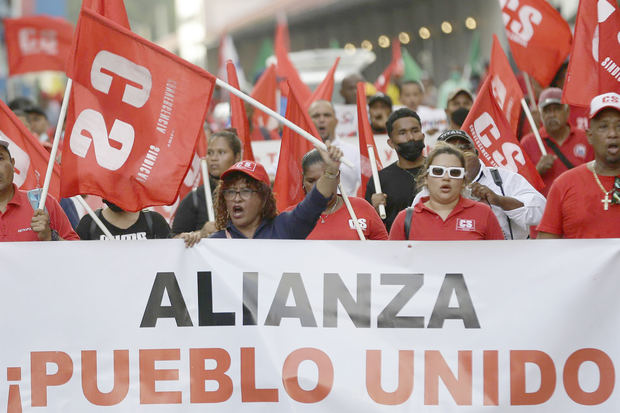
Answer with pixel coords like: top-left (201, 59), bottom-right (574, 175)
top-left (451, 107), bottom-right (470, 127)
top-left (395, 139), bottom-right (425, 162)
top-left (103, 199), bottom-right (125, 213)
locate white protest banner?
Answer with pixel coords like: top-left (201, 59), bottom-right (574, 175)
top-left (1, 239), bottom-right (619, 412)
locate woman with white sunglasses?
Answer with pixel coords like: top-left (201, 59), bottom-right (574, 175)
top-left (389, 143), bottom-right (504, 240)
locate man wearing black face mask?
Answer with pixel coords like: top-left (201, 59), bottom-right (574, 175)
top-left (76, 199), bottom-right (171, 241)
top-left (364, 108), bottom-right (425, 231)
top-left (445, 88), bottom-right (474, 130)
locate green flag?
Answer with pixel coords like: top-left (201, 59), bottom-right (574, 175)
top-left (468, 30), bottom-right (482, 76)
top-left (402, 48), bottom-right (423, 82)
top-left (252, 38), bottom-right (274, 82)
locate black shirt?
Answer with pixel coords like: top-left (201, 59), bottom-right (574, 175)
top-left (365, 161), bottom-right (422, 232)
top-left (76, 210), bottom-right (171, 240)
top-left (171, 175), bottom-right (219, 235)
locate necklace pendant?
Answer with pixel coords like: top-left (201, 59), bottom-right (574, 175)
top-left (602, 194), bottom-right (610, 211)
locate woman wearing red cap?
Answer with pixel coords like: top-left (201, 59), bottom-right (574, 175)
top-left (210, 145), bottom-right (343, 239)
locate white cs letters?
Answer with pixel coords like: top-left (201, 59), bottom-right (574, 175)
top-left (70, 109), bottom-right (134, 171)
top-left (473, 112), bottom-right (525, 172)
top-left (70, 51), bottom-right (152, 170)
top-left (91, 50), bottom-right (152, 108)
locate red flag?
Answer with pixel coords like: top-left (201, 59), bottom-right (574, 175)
top-left (250, 64), bottom-right (278, 137)
top-left (0, 100), bottom-right (60, 198)
top-left (3, 16), bottom-right (73, 76)
top-left (488, 34), bottom-right (524, 134)
top-left (374, 39), bottom-right (402, 93)
top-left (305, 57), bottom-right (340, 107)
top-left (227, 60), bottom-right (255, 161)
top-left (563, 0), bottom-right (620, 107)
top-left (500, 0), bottom-right (572, 87)
top-left (356, 82), bottom-right (382, 197)
top-left (273, 83), bottom-right (316, 212)
top-left (61, 9), bottom-right (215, 212)
top-left (462, 77), bottom-right (544, 191)
top-left (82, 0), bottom-right (130, 28)
top-left (274, 16), bottom-right (311, 103)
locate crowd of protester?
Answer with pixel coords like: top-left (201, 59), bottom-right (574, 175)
top-left (1, 66), bottom-right (619, 243)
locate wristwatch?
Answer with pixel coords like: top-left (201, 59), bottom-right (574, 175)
top-left (50, 229), bottom-right (60, 241)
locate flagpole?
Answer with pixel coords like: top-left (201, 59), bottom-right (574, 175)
top-left (214, 77), bottom-right (353, 168)
top-left (72, 195), bottom-right (115, 239)
top-left (367, 145), bottom-right (386, 219)
top-left (522, 72), bottom-right (537, 110)
top-left (38, 78), bottom-right (72, 210)
top-left (200, 158), bottom-right (215, 222)
top-left (520, 98), bottom-right (547, 155)
top-left (338, 183), bottom-right (366, 241)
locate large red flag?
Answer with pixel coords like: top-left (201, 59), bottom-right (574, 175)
top-left (500, 0), bottom-right (572, 87)
top-left (3, 16), bottom-right (73, 76)
top-left (0, 100), bottom-right (60, 198)
top-left (227, 60), bottom-right (255, 161)
top-left (488, 34), bottom-right (524, 134)
top-left (462, 77), bottom-right (544, 191)
top-left (274, 16), bottom-right (311, 103)
top-left (61, 9), bottom-right (215, 212)
top-left (563, 0), bottom-right (620, 107)
top-left (356, 82), bottom-right (383, 197)
top-left (374, 39), bottom-right (402, 93)
top-left (305, 57), bottom-right (340, 107)
top-left (82, 0), bottom-right (130, 28)
top-left (273, 83), bottom-right (316, 212)
top-left (250, 64), bottom-right (278, 138)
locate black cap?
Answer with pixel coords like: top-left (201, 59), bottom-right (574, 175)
top-left (368, 93), bottom-right (392, 109)
top-left (0, 139), bottom-right (10, 156)
top-left (437, 129), bottom-right (475, 148)
top-left (24, 105), bottom-right (47, 118)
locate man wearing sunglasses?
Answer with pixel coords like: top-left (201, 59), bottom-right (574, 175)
top-left (538, 92), bottom-right (620, 238)
top-left (411, 129), bottom-right (546, 239)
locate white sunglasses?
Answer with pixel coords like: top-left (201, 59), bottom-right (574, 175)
top-left (428, 165), bottom-right (465, 179)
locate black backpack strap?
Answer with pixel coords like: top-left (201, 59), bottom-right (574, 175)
top-left (544, 138), bottom-right (574, 170)
top-left (90, 209), bottom-right (103, 240)
top-left (404, 207), bottom-right (413, 240)
top-left (489, 169), bottom-right (514, 240)
top-left (144, 210), bottom-right (154, 236)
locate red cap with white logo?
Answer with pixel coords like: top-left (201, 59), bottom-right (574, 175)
top-left (220, 160), bottom-right (271, 186)
top-left (589, 92), bottom-right (620, 119)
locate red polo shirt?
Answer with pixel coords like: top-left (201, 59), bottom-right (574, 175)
top-left (389, 196), bottom-right (504, 240)
top-left (521, 126), bottom-right (593, 196)
top-left (0, 184), bottom-right (79, 241)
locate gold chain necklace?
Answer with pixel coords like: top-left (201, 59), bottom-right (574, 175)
top-left (320, 198), bottom-right (340, 223)
top-left (590, 161), bottom-right (614, 211)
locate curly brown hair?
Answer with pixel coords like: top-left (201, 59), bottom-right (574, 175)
top-left (214, 172), bottom-right (278, 230)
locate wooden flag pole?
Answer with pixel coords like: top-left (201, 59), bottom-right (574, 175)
top-left (520, 98), bottom-right (547, 155)
top-left (38, 78), bottom-right (72, 210)
top-left (367, 145), bottom-right (386, 219)
top-left (200, 158), bottom-right (215, 222)
top-left (338, 183), bottom-right (366, 240)
top-left (72, 195), bottom-right (115, 239)
top-left (215, 77), bottom-right (353, 168)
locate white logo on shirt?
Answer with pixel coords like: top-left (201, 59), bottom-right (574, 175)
top-left (348, 218), bottom-right (367, 230)
top-left (574, 143), bottom-right (587, 159)
top-left (456, 219), bottom-right (476, 231)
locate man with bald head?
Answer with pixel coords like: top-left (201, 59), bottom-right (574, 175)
top-left (309, 100), bottom-right (361, 195)
top-left (340, 73), bottom-right (364, 104)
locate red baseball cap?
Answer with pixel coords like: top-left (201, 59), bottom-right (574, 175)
top-left (538, 87), bottom-right (563, 110)
top-left (589, 92), bottom-right (620, 119)
top-left (220, 160), bottom-right (270, 186)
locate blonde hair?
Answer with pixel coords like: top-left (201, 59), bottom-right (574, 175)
top-left (416, 142), bottom-right (466, 188)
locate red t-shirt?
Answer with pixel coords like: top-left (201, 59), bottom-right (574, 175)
top-left (537, 164), bottom-right (620, 238)
top-left (286, 196), bottom-right (388, 240)
top-left (0, 185), bottom-right (79, 241)
top-left (389, 196), bottom-right (504, 240)
top-left (568, 105), bottom-right (589, 131)
top-left (521, 126), bottom-right (593, 196)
